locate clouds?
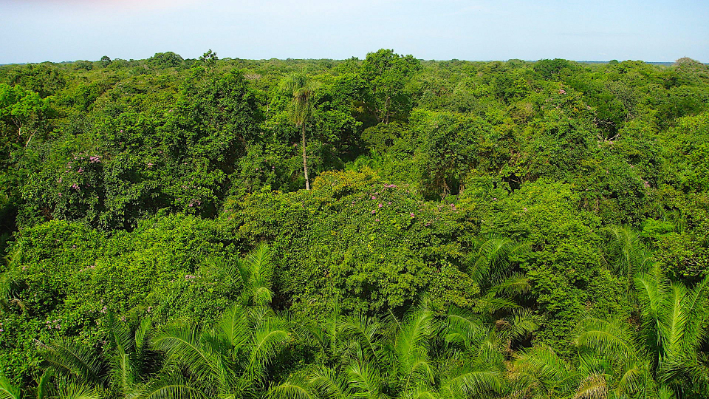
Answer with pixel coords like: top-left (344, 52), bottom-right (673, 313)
top-left (1, 0), bottom-right (707, 63)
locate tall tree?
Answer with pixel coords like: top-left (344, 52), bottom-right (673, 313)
top-left (359, 49), bottom-right (421, 125)
top-left (281, 73), bottom-right (319, 190)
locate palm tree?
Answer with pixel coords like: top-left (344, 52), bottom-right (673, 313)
top-left (270, 303), bottom-right (507, 399)
top-left (600, 225), bottom-right (652, 295)
top-left (281, 73), bottom-right (319, 191)
top-left (573, 265), bottom-right (709, 398)
top-left (236, 243), bottom-right (275, 307)
top-left (145, 244), bottom-right (288, 398)
top-left (149, 302), bottom-right (291, 399)
top-left (38, 312), bottom-right (153, 399)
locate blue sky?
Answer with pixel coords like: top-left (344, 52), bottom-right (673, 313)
top-left (1, 0), bottom-right (707, 64)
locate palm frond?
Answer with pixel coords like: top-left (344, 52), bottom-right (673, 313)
top-left (400, 386), bottom-right (440, 399)
top-left (657, 385), bottom-right (676, 399)
top-left (268, 373), bottom-right (315, 399)
top-left (151, 325), bottom-right (219, 385)
top-left (680, 274), bottom-right (709, 354)
top-left (340, 312), bottom-right (385, 365)
top-left (309, 366), bottom-right (351, 399)
top-left (443, 368), bottom-right (505, 397)
top-left (600, 225), bottom-right (651, 281)
top-left (245, 244), bottom-right (274, 306)
top-left (499, 309), bottom-right (540, 346)
top-left (475, 294), bottom-right (520, 314)
top-left (615, 361), bottom-right (650, 397)
top-left (634, 267), bottom-right (668, 355)
top-left (576, 318), bottom-right (638, 364)
top-left (245, 318), bottom-right (290, 382)
top-left (660, 284), bottom-right (688, 360)
top-left (138, 371), bottom-right (205, 399)
top-left (346, 361), bottom-right (383, 399)
top-left (470, 238), bottom-right (515, 286)
top-left (489, 273), bottom-right (531, 298)
top-left (508, 345), bottom-right (575, 396)
top-left (218, 303), bottom-right (250, 349)
top-left (393, 307), bottom-right (434, 382)
top-left (0, 276), bottom-right (24, 315)
top-left (54, 378), bottom-right (101, 399)
top-left (443, 307), bottom-right (488, 351)
top-left (36, 368), bottom-right (55, 399)
top-left (39, 338), bottom-right (104, 385)
top-left (573, 374), bottom-right (607, 399)
top-left (134, 317), bottom-right (153, 355)
top-left (0, 371), bottom-right (21, 399)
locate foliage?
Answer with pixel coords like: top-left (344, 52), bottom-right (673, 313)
top-left (1, 52), bottom-right (709, 397)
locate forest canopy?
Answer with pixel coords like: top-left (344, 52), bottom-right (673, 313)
top-left (1, 50), bottom-right (709, 398)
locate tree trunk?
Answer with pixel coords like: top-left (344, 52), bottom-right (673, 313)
top-left (302, 124), bottom-right (310, 190)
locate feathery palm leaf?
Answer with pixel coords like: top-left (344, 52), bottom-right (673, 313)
top-left (572, 373), bottom-right (607, 399)
top-left (39, 338), bottom-right (104, 385)
top-left (508, 345), bottom-right (576, 397)
top-left (309, 366), bottom-right (353, 399)
top-left (340, 313), bottom-right (385, 365)
top-left (137, 370), bottom-right (205, 399)
top-left (576, 318), bottom-right (638, 364)
top-left (35, 368), bottom-right (55, 399)
top-left (442, 368), bottom-right (505, 398)
top-left (392, 307), bottom-right (435, 387)
top-left (55, 382), bottom-right (100, 399)
top-left (489, 273), bottom-right (531, 298)
top-left (152, 325), bottom-right (220, 386)
top-left (237, 244), bottom-right (274, 306)
top-left (245, 317), bottom-right (291, 382)
top-left (346, 360), bottom-right (385, 399)
top-left (268, 374), bottom-right (315, 399)
top-left (0, 371), bottom-right (20, 399)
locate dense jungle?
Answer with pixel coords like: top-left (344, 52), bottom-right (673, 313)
top-left (1, 49), bottom-right (709, 398)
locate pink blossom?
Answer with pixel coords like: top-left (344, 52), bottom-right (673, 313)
top-left (378, 203), bottom-right (383, 208)
top-left (371, 210), bottom-right (376, 214)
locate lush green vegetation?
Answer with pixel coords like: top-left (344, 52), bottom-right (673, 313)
top-left (1, 50), bottom-right (709, 398)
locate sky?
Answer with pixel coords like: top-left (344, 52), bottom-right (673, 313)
top-left (1, 0), bottom-right (708, 64)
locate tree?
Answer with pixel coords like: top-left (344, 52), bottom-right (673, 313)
top-left (37, 313), bottom-right (154, 399)
top-left (572, 266), bottom-right (709, 398)
top-left (359, 49), bottom-right (421, 125)
top-left (150, 303), bottom-right (291, 398)
top-left (100, 56), bottom-right (111, 68)
top-left (281, 73), bottom-right (319, 190)
top-left (198, 49), bottom-right (218, 69)
top-left (0, 83), bottom-right (52, 147)
top-left (270, 303), bottom-right (507, 399)
top-left (147, 52), bottom-right (184, 69)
